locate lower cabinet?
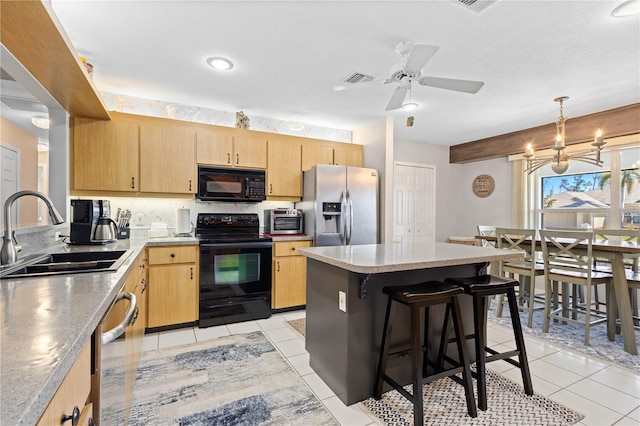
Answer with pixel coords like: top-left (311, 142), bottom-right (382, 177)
top-left (37, 341), bottom-right (92, 425)
top-left (272, 240), bottom-right (312, 309)
top-left (146, 245), bottom-right (199, 328)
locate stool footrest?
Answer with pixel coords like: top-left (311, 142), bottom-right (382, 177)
top-left (381, 374), bottom-right (415, 402)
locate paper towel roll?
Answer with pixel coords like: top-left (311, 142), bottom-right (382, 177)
top-left (176, 208), bottom-right (192, 235)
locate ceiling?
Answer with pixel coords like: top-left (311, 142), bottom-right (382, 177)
top-left (49, 0), bottom-right (640, 146)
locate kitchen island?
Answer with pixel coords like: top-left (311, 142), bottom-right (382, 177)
top-left (0, 236), bottom-right (197, 425)
top-left (299, 241), bottom-right (523, 405)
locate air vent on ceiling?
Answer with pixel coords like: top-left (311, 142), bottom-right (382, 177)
top-left (454, 0), bottom-right (497, 14)
top-left (342, 72), bottom-right (374, 85)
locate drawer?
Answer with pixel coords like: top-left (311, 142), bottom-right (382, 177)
top-left (147, 245), bottom-right (197, 265)
top-left (273, 240), bottom-right (312, 257)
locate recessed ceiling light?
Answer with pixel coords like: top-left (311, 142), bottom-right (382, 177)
top-left (206, 56), bottom-right (234, 70)
top-left (612, 0), bottom-right (639, 17)
top-left (401, 102), bottom-right (419, 111)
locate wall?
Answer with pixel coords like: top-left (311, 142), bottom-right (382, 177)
top-left (455, 156), bottom-right (513, 236)
top-left (353, 117), bottom-right (393, 243)
top-left (1, 117), bottom-right (38, 225)
top-left (394, 138), bottom-right (513, 241)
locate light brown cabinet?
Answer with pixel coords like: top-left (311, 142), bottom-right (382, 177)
top-left (301, 140), bottom-right (364, 171)
top-left (197, 130), bottom-right (267, 169)
top-left (37, 341), bottom-right (92, 425)
top-left (146, 245), bottom-right (199, 328)
top-left (73, 117), bottom-right (139, 191)
top-left (140, 124), bottom-right (196, 193)
top-left (267, 138), bottom-right (302, 199)
top-left (272, 240), bottom-right (312, 309)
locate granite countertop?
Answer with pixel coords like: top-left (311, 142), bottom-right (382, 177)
top-left (0, 237), bottom-right (197, 425)
top-left (298, 241), bottom-right (523, 274)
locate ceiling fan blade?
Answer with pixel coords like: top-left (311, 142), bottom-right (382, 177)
top-left (418, 76), bottom-right (485, 94)
top-left (404, 45), bottom-right (439, 73)
top-left (333, 78), bottom-right (393, 91)
top-left (385, 86), bottom-right (408, 111)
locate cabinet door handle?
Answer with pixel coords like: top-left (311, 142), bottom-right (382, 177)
top-left (227, 153), bottom-right (231, 164)
top-left (269, 183), bottom-right (273, 194)
top-left (131, 177), bottom-right (135, 189)
top-left (236, 153), bottom-right (239, 164)
top-left (89, 418), bottom-right (96, 426)
top-left (277, 261), bottom-right (280, 272)
top-left (61, 406), bottom-right (80, 426)
top-left (131, 306), bottom-right (140, 325)
top-left (189, 180), bottom-right (192, 191)
top-left (190, 267), bottom-right (194, 280)
top-left (170, 253), bottom-right (176, 258)
top-left (141, 278), bottom-right (147, 293)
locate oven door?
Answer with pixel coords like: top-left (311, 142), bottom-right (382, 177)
top-left (199, 241), bottom-right (272, 327)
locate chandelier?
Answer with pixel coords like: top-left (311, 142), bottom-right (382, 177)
top-left (522, 96), bottom-right (606, 174)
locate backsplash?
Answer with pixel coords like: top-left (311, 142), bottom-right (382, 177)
top-left (88, 197), bottom-right (295, 238)
top-left (13, 224), bottom-right (65, 257)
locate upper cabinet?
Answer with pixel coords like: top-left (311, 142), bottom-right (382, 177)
top-left (73, 117), bottom-right (139, 191)
top-left (196, 130), bottom-right (267, 169)
top-left (301, 139), bottom-right (363, 171)
top-left (139, 124), bottom-right (196, 194)
top-left (267, 137), bottom-right (302, 199)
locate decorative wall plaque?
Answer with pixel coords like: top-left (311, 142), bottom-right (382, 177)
top-left (472, 174), bottom-right (495, 198)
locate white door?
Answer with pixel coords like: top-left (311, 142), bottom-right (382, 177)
top-left (393, 162), bottom-right (435, 244)
top-left (1, 144), bottom-right (20, 226)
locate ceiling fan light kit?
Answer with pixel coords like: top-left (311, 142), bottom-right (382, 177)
top-left (206, 56), bottom-right (234, 70)
top-left (522, 96), bottom-right (607, 175)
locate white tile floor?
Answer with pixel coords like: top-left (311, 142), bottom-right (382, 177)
top-left (141, 311), bottom-right (640, 426)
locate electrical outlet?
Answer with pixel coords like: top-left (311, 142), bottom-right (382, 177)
top-left (54, 231), bottom-right (61, 241)
top-left (338, 291), bottom-right (346, 312)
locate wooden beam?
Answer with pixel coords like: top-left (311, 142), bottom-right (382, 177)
top-left (0, 0), bottom-right (110, 120)
top-left (450, 103), bottom-right (640, 164)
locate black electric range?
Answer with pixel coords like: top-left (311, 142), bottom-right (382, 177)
top-left (196, 213), bottom-right (273, 327)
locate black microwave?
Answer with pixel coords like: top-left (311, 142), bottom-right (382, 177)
top-left (197, 166), bottom-right (266, 202)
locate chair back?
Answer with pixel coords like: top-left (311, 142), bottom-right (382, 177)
top-left (476, 225), bottom-right (496, 247)
top-left (495, 228), bottom-right (536, 261)
top-left (539, 230), bottom-right (595, 280)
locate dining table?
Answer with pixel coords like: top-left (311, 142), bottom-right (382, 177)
top-left (477, 234), bottom-right (639, 355)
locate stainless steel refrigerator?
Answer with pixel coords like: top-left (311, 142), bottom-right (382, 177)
top-left (298, 164), bottom-right (378, 246)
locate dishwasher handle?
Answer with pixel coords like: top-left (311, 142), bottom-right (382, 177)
top-left (101, 292), bottom-right (137, 345)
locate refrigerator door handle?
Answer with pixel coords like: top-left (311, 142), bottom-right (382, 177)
top-left (340, 191), bottom-right (347, 244)
top-left (346, 190), bottom-right (353, 245)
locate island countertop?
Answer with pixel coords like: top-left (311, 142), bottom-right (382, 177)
top-left (298, 241), bottom-right (523, 274)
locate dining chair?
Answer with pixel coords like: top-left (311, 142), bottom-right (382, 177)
top-left (539, 230), bottom-right (612, 345)
top-left (495, 228), bottom-right (545, 328)
top-left (476, 225), bottom-right (496, 248)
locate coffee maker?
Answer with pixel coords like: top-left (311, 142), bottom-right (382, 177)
top-left (70, 199), bottom-right (118, 244)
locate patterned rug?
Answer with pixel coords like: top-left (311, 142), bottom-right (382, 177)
top-left (102, 331), bottom-right (337, 425)
top-left (361, 370), bottom-right (584, 426)
top-left (287, 319), bottom-right (585, 426)
top-left (487, 299), bottom-right (640, 372)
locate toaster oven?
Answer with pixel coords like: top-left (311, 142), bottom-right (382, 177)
top-left (264, 209), bottom-right (304, 235)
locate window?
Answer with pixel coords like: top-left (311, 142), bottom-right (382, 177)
top-left (535, 146), bottom-right (640, 230)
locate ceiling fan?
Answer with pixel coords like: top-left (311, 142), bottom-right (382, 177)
top-left (334, 41), bottom-right (485, 111)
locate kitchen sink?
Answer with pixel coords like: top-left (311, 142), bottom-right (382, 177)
top-left (1, 249), bottom-right (134, 279)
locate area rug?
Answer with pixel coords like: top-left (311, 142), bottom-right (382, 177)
top-left (361, 370), bottom-right (584, 426)
top-left (102, 331), bottom-right (337, 425)
top-left (487, 299), bottom-right (640, 372)
top-left (287, 319), bottom-right (584, 425)
top-left (288, 318), bottom-right (306, 337)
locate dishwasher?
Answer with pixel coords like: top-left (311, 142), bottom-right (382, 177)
top-left (92, 290), bottom-right (137, 425)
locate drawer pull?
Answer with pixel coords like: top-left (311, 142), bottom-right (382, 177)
top-left (189, 180), bottom-right (192, 191)
top-left (277, 261), bottom-right (280, 272)
top-left (170, 253), bottom-right (176, 258)
top-left (227, 153), bottom-right (231, 164)
top-left (236, 153), bottom-right (240, 164)
top-left (269, 183), bottom-right (273, 194)
top-left (61, 406), bottom-right (80, 426)
top-left (291, 247), bottom-right (296, 251)
top-left (131, 177), bottom-right (135, 189)
top-left (190, 267), bottom-right (194, 280)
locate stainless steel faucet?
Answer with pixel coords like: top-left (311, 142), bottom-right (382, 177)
top-left (1, 190), bottom-right (65, 265)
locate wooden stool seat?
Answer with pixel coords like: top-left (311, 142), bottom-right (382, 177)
top-left (445, 274), bottom-right (534, 411)
top-left (374, 281), bottom-right (477, 426)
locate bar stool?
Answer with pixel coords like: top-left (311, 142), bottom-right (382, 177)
top-left (374, 281), bottom-right (477, 426)
top-left (444, 274), bottom-right (534, 411)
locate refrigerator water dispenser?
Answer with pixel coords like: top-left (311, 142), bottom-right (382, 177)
top-left (322, 202), bottom-right (341, 234)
